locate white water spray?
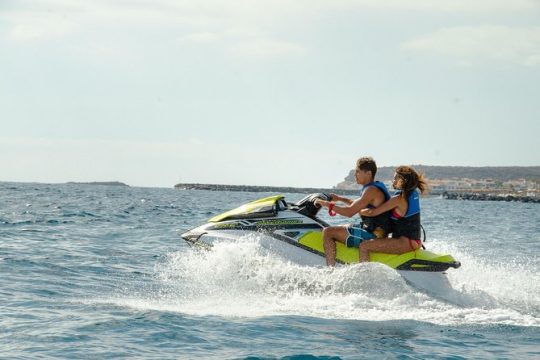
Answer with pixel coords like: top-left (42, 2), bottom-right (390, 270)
top-left (104, 235), bottom-right (539, 327)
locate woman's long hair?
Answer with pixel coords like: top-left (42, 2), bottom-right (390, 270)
top-left (395, 165), bottom-right (428, 199)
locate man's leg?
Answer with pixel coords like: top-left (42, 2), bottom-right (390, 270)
top-left (322, 225), bottom-right (348, 267)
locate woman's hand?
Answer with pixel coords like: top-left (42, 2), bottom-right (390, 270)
top-left (360, 208), bottom-right (373, 216)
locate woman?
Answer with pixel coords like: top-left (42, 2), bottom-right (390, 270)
top-left (358, 165), bottom-right (428, 262)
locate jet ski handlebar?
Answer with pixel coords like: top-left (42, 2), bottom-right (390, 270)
top-left (293, 193), bottom-right (333, 218)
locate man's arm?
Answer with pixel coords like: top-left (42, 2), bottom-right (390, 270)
top-left (331, 193), bottom-right (353, 205)
top-left (315, 187), bottom-right (379, 218)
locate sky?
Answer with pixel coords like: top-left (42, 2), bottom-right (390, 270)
top-left (1, 0), bottom-right (539, 188)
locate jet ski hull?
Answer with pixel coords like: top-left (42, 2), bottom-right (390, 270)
top-left (182, 221), bottom-right (461, 272)
top-left (182, 228), bottom-right (457, 297)
top-left (180, 194), bottom-right (461, 295)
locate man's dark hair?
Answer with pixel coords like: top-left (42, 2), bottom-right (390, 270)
top-left (356, 157), bottom-right (377, 177)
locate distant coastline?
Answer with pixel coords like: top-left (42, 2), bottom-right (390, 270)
top-left (174, 183), bottom-right (358, 195)
top-left (175, 183), bottom-right (539, 203)
top-left (66, 181), bottom-right (129, 187)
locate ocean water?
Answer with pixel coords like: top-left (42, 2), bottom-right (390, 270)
top-left (1, 182), bottom-right (539, 359)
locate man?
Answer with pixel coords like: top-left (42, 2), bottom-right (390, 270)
top-left (314, 157), bottom-right (391, 266)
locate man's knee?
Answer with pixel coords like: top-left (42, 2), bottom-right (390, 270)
top-left (322, 226), bottom-right (338, 239)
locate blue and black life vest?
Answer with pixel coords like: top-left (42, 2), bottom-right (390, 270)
top-left (360, 181), bottom-right (392, 235)
top-left (391, 190), bottom-right (421, 240)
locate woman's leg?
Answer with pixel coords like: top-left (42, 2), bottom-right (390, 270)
top-left (322, 225), bottom-right (349, 267)
top-left (359, 236), bottom-right (421, 262)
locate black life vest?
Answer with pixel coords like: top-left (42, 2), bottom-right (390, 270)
top-left (360, 181), bottom-right (392, 236)
top-left (391, 190), bottom-right (421, 240)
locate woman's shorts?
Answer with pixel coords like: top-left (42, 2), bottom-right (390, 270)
top-left (345, 223), bottom-right (375, 247)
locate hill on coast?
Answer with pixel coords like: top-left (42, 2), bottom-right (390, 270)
top-left (340, 165), bottom-right (540, 184)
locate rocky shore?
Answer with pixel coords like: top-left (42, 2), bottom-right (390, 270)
top-left (442, 192), bottom-right (540, 203)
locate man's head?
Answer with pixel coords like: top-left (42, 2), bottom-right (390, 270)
top-left (355, 157), bottom-right (377, 185)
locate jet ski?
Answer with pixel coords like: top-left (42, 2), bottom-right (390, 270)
top-left (181, 193), bottom-right (461, 295)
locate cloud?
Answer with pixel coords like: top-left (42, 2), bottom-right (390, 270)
top-left (333, 0), bottom-right (538, 13)
top-left (177, 32), bottom-right (222, 44)
top-left (5, 13), bottom-right (79, 41)
top-left (176, 29), bottom-right (306, 60)
top-left (2, 1), bottom-right (308, 61)
top-left (5, 0), bottom-right (537, 42)
top-left (229, 39), bottom-right (306, 60)
top-left (402, 26), bottom-right (540, 67)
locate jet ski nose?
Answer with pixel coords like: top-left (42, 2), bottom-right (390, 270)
top-left (180, 229), bottom-right (206, 242)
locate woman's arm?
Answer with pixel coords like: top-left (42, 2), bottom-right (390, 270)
top-left (360, 195), bottom-right (402, 217)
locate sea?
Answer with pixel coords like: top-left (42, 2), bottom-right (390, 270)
top-left (1, 182), bottom-right (539, 359)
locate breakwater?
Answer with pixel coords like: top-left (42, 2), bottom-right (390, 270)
top-left (442, 192), bottom-right (540, 203)
top-left (66, 181), bottom-right (129, 186)
top-left (174, 183), bottom-right (359, 196)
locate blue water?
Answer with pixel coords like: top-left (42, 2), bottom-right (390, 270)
top-left (1, 182), bottom-right (539, 359)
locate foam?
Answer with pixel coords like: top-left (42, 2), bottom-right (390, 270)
top-left (429, 238), bottom-right (540, 315)
top-left (101, 235), bottom-right (539, 327)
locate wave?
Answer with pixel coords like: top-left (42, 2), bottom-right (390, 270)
top-left (428, 238), bottom-right (540, 317)
top-left (100, 235), bottom-right (539, 327)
